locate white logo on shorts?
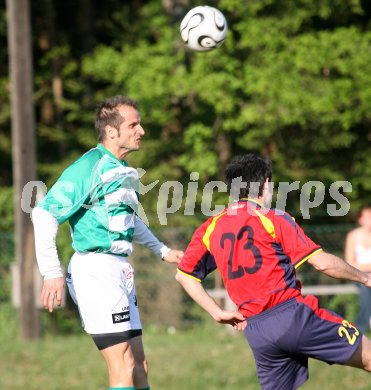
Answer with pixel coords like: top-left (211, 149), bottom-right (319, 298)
top-left (112, 310), bottom-right (130, 324)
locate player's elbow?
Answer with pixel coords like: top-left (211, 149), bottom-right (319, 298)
top-left (308, 252), bottom-right (338, 273)
top-left (311, 262), bottom-right (330, 273)
top-left (309, 258), bottom-right (327, 272)
top-left (175, 270), bottom-right (190, 287)
top-left (175, 271), bottom-right (183, 284)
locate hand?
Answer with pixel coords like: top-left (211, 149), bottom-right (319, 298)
top-left (41, 277), bottom-right (64, 312)
top-left (163, 249), bottom-right (184, 264)
top-left (364, 275), bottom-right (371, 288)
top-left (216, 310), bottom-right (247, 331)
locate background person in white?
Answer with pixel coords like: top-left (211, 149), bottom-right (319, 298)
top-left (345, 205), bottom-right (371, 333)
top-left (32, 96), bottom-right (183, 390)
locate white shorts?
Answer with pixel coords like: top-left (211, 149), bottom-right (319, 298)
top-left (66, 252), bottom-right (142, 334)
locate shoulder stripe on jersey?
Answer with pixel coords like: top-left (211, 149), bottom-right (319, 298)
top-left (177, 268), bottom-right (201, 282)
top-left (202, 211), bottom-right (227, 251)
top-left (295, 247), bottom-right (323, 269)
top-left (278, 213), bottom-right (306, 244)
top-left (104, 188), bottom-right (139, 206)
top-left (251, 208), bottom-right (276, 239)
top-left (108, 214), bottom-right (135, 232)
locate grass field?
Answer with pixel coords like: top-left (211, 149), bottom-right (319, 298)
top-left (0, 306), bottom-right (370, 389)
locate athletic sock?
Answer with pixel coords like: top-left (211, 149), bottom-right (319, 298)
top-left (107, 385), bottom-right (149, 389)
top-left (108, 387), bottom-right (135, 390)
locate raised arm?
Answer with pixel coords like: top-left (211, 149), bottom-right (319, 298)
top-left (307, 250), bottom-right (371, 287)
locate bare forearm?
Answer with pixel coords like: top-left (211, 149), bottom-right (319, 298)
top-left (175, 272), bottom-right (224, 321)
top-left (308, 252), bottom-right (369, 284)
top-left (176, 270), bottom-right (251, 330)
top-left (353, 263), bottom-right (371, 273)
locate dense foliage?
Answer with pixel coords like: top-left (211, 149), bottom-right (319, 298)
top-left (1, 0), bottom-right (370, 229)
top-left (1, 0), bottom-right (369, 331)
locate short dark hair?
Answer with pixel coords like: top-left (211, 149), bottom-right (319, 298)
top-left (225, 154), bottom-right (272, 199)
top-left (95, 96), bottom-right (138, 142)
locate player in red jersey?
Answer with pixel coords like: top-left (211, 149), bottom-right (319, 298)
top-left (176, 154), bottom-right (371, 389)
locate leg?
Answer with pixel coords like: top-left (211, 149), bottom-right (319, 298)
top-left (129, 335), bottom-right (149, 389)
top-left (355, 284), bottom-right (369, 333)
top-left (366, 287), bottom-right (371, 332)
top-left (345, 334), bottom-right (371, 371)
top-left (69, 254), bottom-right (144, 387)
top-left (101, 341), bottom-right (136, 387)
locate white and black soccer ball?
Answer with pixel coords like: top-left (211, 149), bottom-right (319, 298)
top-left (180, 6), bottom-right (228, 52)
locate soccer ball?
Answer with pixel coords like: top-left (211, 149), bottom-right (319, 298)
top-left (180, 6), bottom-right (228, 52)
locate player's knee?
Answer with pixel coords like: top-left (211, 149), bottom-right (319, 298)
top-left (364, 349), bottom-right (371, 372)
top-left (142, 357), bottom-right (149, 375)
top-left (102, 346), bottom-right (135, 375)
top-left (358, 335), bottom-right (371, 372)
top-left (111, 353), bottom-right (136, 380)
top-left (135, 355), bottom-right (148, 374)
top-left (124, 354), bottom-right (136, 374)
top-left (361, 351), bottom-right (371, 372)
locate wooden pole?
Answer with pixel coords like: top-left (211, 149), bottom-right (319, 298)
top-left (6, 0), bottom-right (40, 339)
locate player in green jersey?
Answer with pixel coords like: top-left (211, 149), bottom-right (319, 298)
top-left (32, 96), bottom-right (183, 390)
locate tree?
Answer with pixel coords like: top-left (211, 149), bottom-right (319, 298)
top-left (0, 0), bottom-right (370, 330)
top-left (6, 0), bottom-right (39, 339)
top-left (79, 0), bottom-right (371, 222)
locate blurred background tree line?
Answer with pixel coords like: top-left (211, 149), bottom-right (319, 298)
top-left (0, 0), bottom-right (370, 332)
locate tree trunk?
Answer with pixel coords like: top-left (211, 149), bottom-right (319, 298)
top-left (6, 0), bottom-right (40, 339)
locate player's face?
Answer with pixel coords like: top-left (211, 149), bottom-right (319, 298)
top-left (116, 105), bottom-right (145, 152)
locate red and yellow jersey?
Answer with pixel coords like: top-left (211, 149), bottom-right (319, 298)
top-left (178, 199), bottom-right (322, 318)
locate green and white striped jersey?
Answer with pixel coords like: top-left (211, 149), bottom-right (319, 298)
top-left (37, 144), bottom-right (139, 256)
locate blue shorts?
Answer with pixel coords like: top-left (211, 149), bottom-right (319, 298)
top-left (244, 295), bottom-right (362, 390)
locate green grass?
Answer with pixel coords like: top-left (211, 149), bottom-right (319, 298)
top-left (0, 306), bottom-right (370, 389)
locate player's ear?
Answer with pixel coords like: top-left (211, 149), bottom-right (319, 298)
top-left (106, 125), bottom-right (117, 139)
top-left (262, 178), bottom-right (270, 191)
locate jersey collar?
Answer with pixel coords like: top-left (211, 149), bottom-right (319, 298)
top-left (239, 198), bottom-right (263, 208)
top-left (97, 143), bottom-right (128, 166)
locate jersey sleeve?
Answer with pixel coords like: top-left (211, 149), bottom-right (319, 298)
top-left (133, 215), bottom-right (170, 258)
top-left (177, 220), bottom-right (217, 282)
top-left (37, 152), bottom-right (98, 224)
top-left (32, 207), bottom-right (63, 279)
top-left (275, 212), bottom-right (322, 268)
